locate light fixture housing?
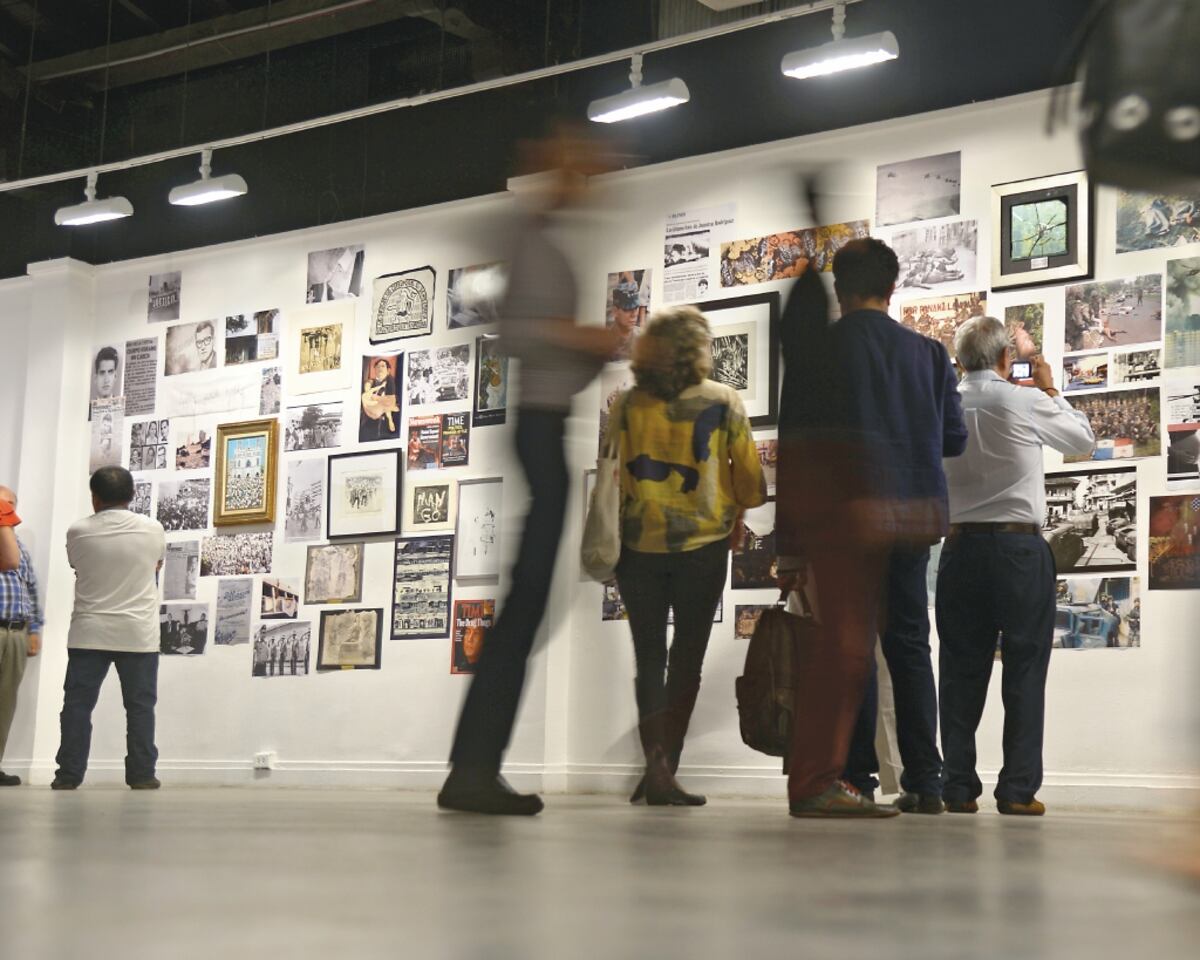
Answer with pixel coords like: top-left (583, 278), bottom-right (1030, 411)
top-left (588, 53), bottom-right (690, 124)
top-left (169, 148), bottom-right (248, 206)
top-left (781, 29), bottom-right (899, 80)
top-left (54, 171), bottom-right (133, 226)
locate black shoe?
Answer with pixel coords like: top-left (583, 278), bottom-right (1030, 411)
top-left (50, 779), bottom-right (78, 791)
top-left (129, 778), bottom-right (161, 790)
top-left (629, 775), bottom-right (646, 804)
top-left (437, 772), bottom-right (543, 816)
top-left (0, 771), bottom-right (20, 787)
top-left (645, 780), bottom-right (706, 807)
top-left (896, 791), bottom-right (946, 815)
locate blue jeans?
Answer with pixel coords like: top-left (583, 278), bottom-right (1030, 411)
top-left (935, 532), bottom-right (1055, 804)
top-left (55, 649), bottom-right (159, 786)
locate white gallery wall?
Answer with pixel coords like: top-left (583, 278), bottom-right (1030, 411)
top-left (1, 88), bottom-right (1197, 805)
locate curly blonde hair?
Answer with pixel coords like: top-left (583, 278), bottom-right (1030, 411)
top-left (631, 306), bottom-right (713, 400)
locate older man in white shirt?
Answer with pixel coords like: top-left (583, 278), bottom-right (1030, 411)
top-left (936, 317), bottom-right (1094, 817)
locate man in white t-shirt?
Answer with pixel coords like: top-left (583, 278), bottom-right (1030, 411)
top-left (52, 466), bottom-right (166, 790)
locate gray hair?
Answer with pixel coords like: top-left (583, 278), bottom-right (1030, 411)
top-left (954, 315), bottom-right (1009, 372)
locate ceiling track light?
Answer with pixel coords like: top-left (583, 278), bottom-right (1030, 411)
top-left (588, 52), bottom-right (690, 124)
top-left (781, 1), bottom-right (898, 81)
top-left (169, 148), bottom-right (249, 207)
top-left (54, 171), bottom-right (134, 226)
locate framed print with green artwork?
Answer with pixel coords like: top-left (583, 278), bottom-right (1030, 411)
top-left (991, 171), bottom-right (1093, 291)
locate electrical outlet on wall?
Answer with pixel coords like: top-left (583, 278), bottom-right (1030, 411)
top-left (254, 751), bottom-right (277, 770)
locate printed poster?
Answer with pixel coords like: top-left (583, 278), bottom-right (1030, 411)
top-left (663, 203), bottom-right (736, 303)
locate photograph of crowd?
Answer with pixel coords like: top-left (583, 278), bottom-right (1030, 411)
top-left (285, 458), bottom-right (324, 542)
top-left (359, 354), bottom-right (401, 442)
top-left (1043, 468), bottom-right (1136, 573)
top-left (224, 310), bottom-right (279, 365)
top-left (1063, 354), bottom-right (1108, 393)
top-left (408, 345), bottom-right (471, 405)
top-left (1065, 274), bottom-right (1163, 352)
top-left (318, 609), bottom-right (381, 670)
top-left (447, 261), bottom-right (505, 329)
top-left (1116, 189), bottom-right (1200, 253)
top-left (1004, 303), bottom-right (1044, 360)
top-left (165, 319), bottom-right (219, 375)
top-left (473, 335), bottom-right (508, 427)
top-left (259, 366), bottom-right (281, 415)
top-left (605, 269), bottom-right (651, 360)
top-left (159, 602), bottom-right (209, 656)
top-left (261, 577), bottom-right (300, 619)
top-left (891, 219), bottom-right (977, 292)
top-left (1054, 578), bottom-right (1140, 649)
top-left (1148, 494), bottom-right (1200, 590)
top-left (1110, 348), bottom-right (1162, 386)
top-left (200, 532), bottom-right (273, 577)
top-left (1165, 255), bottom-right (1200, 370)
top-left (214, 578), bottom-right (253, 646)
top-left (148, 271), bottom-right (182, 322)
top-left (254, 622), bottom-right (311, 677)
top-left (285, 402), bottom-right (342, 451)
top-left (221, 435), bottom-right (268, 514)
top-left (157, 479), bottom-right (210, 531)
top-left (719, 220), bottom-right (869, 288)
top-left (306, 245), bottom-right (364, 302)
top-left (305, 542), bottom-right (364, 604)
top-left (897, 292), bottom-right (986, 358)
top-left (130, 418), bottom-right (171, 472)
top-left (1065, 388), bottom-right (1162, 463)
top-left (451, 599), bottom-right (494, 675)
top-left (175, 428), bottom-right (210, 469)
top-left (163, 541), bottom-right (199, 600)
top-left (298, 322), bottom-right (343, 374)
top-left (876, 151), bottom-right (961, 227)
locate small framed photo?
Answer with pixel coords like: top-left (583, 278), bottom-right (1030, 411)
top-left (455, 477), bottom-right (502, 582)
top-left (304, 542), bottom-right (365, 604)
top-left (317, 608), bottom-right (382, 670)
top-left (695, 292), bottom-right (780, 427)
top-left (403, 478), bottom-right (457, 534)
top-left (326, 449), bottom-right (401, 539)
top-left (213, 418), bottom-right (278, 527)
top-left (990, 170), bottom-right (1093, 291)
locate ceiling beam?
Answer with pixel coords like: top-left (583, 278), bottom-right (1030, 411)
top-left (115, 0), bottom-right (160, 30)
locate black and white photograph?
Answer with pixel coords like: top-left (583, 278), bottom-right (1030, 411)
top-left (318, 608), bottom-right (382, 670)
top-left (214, 579), bottom-right (253, 646)
top-left (90, 397), bottom-right (124, 474)
top-left (261, 576), bottom-right (301, 619)
top-left (253, 622), bottom-right (311, 677)
top-left (131, 481), bottom-right (152, 517)
top-left (163, 540), bottom-right (200, 600)
top-left (130, 418), bottom-right (170, 473)
top-left (259, 366), bottom-right (281, 415)
top-left (473, 335), bottom-right (508, 427)
top-left (148, 271), bottom-right (182, 322)
top-left (448, 262), bottom-right (505, 329)
top-left (159, 602), bottom-right (208, 655)
top-left (404, 480), bottom-right (456, 534)
top-left (392, 535), bottom-right (454, 640)
top-left (731, 500), bottom-right (775, 589)
top-left (697, 293), bottom-right (779, 426)
top-left (1055, 577), bottom-right (1141, 649)
top-left (90, 343), bottom-right (124, 407)
top-left (1065, 274), bottom-right (1164, 353)
top-left (285, 402), bottom-right (343, 451)
top-left (305, 542), bottom-right (364, 604)
top-left (455, 478), bottom-right (501, 582)
top-left (123, 337), bottom-right (158, 416)
top-left (1168, 427), bottom-right (1200, 486)
top-left (165, 319), bottom-right (220, 375)
top-left (1111, 348), bottom-right (1162, 386)
top-left (285, 458), bottom-right (325, 542)
top-left (875, 151), bottom-right (961, 227)
top-left (306, 245), bottom-right (364, 302)
top-left (224, 310), bottom-right (280, 365)
top-left (710, 328), bottom-right (750, 392)
top-left (1043, 468), bottom-right (1137, 573)
top-left (156, 479), bottom-right (210, 531)
top-left (407, 344), bottom-right (471, 406)
top-left (370, 267), bottom-right (435, 342)
top-left (1065, 388), bottom-right (1162, 463)
top-left (891, 219), bottom-right (977, 292)
top-left (327, 449), bottom-right (401, 539)
top-left (199, 532), bottom-right (273, 577)
top-left (175, 428), bottom-right (210, 470)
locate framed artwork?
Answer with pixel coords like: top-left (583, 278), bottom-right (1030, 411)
top-left (695, 292), bottom-right (780, 427)
top-left (403, 479), bottom-right (457, 534)
top-left (304, 542), bottom-right (365, 604)
top-left (990, 170), bottom-right (1093, 291)
top-left (326, 449), bottom-right (401, 539)
top-left (318, 608), bottom-right (383, 670)
top-left (392, 536), bottom-right (454, 640)
top-left (455, 477), bottom-right (502, 582)
top-left (213, 418), bottom-right (278, 526)
top-left (370, 267), bottom-right (435, 343)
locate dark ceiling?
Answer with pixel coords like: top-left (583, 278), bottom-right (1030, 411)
top-left (0, 0), bottom-right (1094, 281)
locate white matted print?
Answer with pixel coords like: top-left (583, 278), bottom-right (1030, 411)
top-left (891, 219), bottom-right (977, 293)
top-left (327, 449), bottom-right (401, 538)
top-left (455, 477), bottom-right (502, 582)
top-left (404, 479), bottom-right (457, 534)
top-left (288, 303), bottom-right (354, 395)
top-left (701, 296), bottom-right (775, 423)
top-left (285, 458), bottom-right (325, 542)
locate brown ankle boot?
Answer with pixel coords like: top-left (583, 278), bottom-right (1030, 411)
top-left (638, 714), bottom-right (705, 807)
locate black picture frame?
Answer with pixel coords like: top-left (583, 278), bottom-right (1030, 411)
top-left (325, 448), bottom-right (402, 539)
top-left (694, 291), bottom-right (781, 428)
top-left (317, 608), bottom-right (384, 671)
top-left (991, 170), bottom-right (1094, 291)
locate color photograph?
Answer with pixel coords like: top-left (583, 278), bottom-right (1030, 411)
top-left (605, 268), bottom-right (651, 360)
top-left (1065, 388), bottom-right (1162, 463)
top-left (1148, 494), bottom-right (1200, 590)
top-left (1003, 303), bottom-right (1045, 360)
top-left (1065, 274), bottom-right (1163, 352)
top-left (719, 220), bottom-right (869, 286)
top-left (1054, 578), bottom-right (1140, 649)
top-left (473, 335), bottom-right (508, 427)
top-left (1116, 189), bottom-right (1200, 253)
top-left (359, 354), bottom-right (401, 442)
top-left (897, 292), bottom-right (987, 359)
top-left (1063, 353), bottom-right (1108, 393)
top-left (1165, 255), bottom-right (1200, 369)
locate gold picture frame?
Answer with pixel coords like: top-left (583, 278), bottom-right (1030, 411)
top-left (213, 418), bottom-right (278, 526)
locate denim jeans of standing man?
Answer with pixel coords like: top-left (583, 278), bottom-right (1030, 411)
top-left (54, 649), bottom-right (159, 786)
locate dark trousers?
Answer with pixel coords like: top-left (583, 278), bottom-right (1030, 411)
top-left (55, 649), bottom-right (159, 786)
top-left (844, 545), bottom-right (943, 796)
top-left (935, 531), bottom-right (1055, 804)
top-left (449, 409), bottom-right (568, 775)
top-left (615, 539), bottom-right (728, 764)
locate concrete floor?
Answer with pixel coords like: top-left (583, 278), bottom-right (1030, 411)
top-left (1, 788), bottom-right (1197, 960)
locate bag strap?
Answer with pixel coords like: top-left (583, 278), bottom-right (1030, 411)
top-left (602, 389), bottom-right (628, 460)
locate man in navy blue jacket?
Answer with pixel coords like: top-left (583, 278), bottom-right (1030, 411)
top-left (777, 238), bottom-right (967, 818)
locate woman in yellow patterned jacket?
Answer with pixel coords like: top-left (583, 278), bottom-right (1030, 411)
top-left (608, 306), bottom-right (765, 806)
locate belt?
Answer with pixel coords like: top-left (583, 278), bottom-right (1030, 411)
top-left (948, 522), bottom-right (1040, 536)
top-left (0, 619), bottom-right (28, 630)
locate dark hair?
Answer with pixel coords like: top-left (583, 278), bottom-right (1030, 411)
top-left (90, 465), bottom-right (135, 506)
top-left (195, 320), bottom-right (215, 340)
top-left (94, 346), bottom-right (119, 373)
top-left (832, 238), bottom-right (900, 302)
